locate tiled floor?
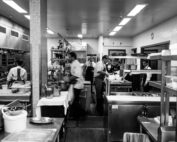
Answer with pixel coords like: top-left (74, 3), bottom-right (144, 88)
top-left (61, 116), bottom-right (107, 142)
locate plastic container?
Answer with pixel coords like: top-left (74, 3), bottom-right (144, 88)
top-left (1, 108), bottom-right (27, 133)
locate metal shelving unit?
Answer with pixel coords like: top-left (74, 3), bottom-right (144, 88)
top-left (149, 54), bottom-right (177, 142)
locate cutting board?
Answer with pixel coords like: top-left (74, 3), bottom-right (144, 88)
top-left (1, 129), bottom-right (57, 142)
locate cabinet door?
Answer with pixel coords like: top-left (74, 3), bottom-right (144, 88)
top-left (108, 105), bottom-right (143, 142)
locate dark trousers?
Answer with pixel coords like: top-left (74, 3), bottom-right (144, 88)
top-left (70, 88), bottom-right (85, 120)
top-left (95, 77), bottom-right (104, 115)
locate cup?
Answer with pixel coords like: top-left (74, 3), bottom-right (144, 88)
top-left (46, 87), bottom-right (53, 97)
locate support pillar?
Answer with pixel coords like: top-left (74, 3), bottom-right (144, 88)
top-left (30, 0), bottom-right (47, 116)
top-left (98, 35), bottom-right (104, 60)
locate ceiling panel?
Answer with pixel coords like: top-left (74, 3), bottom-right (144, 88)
top-left (0, 0), bottom-right (177, 38)
top-left (0, 0), bottom-right (29, 29)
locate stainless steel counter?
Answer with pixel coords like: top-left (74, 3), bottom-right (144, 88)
top-left (106, 94), bottom-right (176, 104)
top-left (0, 89), bottom-right (31, 103)
top-left (105, 78), bottom-right (132, 95)
top-left (105, 93), bottom-right (176, 142)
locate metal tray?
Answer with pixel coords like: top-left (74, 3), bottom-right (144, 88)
top-left (30, 117), bottom-right (54, 124)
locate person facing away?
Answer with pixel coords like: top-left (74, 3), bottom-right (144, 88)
top-left (7, 59), bottom-right (27, 88)
top-left (94, 55), bottom-right (108, 115)
top-left (68, 51), bottom-right (85, 120)
top-left (142, 60), bottom-right (152, 92)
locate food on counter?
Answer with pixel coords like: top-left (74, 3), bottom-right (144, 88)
top-left (108, 74), bottom-right (123, 82)
top-left (4, 106), bottom-right (24, 116)
top-left (11, 88), bottom-right (19, 93)
top-left (131, 92), bottom-right (160, 97)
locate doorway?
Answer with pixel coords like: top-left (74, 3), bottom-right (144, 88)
top-left (141, 41), bottom-right (170, 81)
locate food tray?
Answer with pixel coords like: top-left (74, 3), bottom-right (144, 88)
top-left (30, 117), bottom-right (53, 124)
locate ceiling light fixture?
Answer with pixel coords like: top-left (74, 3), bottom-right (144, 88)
top-left (78, 34), bottom-right (83, 38)
top-left (47, 28), bottom-right (54, 34)
top-left (113, 26), bottom-right (122, 32)
top-left (127, 4), bottom-right (147, 16)
top-left (2, 0), bottom-right (27, 13)
top-left (109, 31), bottom-right (116, 36)
top-left (119, 18), bottom-right (131, 26)
top-left (24, 15), bottom-right (30, 20)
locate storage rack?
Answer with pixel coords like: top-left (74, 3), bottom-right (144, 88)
top-left (73, 50), bottom-right (87, 64)
top-left (149, 55), bottom-right (177, 141)
top-left (50, 48), bottom-right (66, 61)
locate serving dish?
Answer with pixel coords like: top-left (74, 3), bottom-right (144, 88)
top-left (30, 117), bottom-right (53, 124)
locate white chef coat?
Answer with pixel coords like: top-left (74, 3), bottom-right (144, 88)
top-left (70, 60), bottom-right (84, 89)
top-left (7, 66), bottom-right (27, 81)
top-left (94, 60), bottom-right (106, 77)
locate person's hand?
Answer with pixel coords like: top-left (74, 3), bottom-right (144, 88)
top-left (129, 71), bottom-right (132, 76)
top-left (105, 73), bottom-right (109, 77)
top-left (144, 81), bottom-right (148, 86)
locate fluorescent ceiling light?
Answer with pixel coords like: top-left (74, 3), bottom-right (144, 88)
top-left (2, 0), bottom-right (27, 13)
top-left (24, 15), bottom-right (30, 20)
top-left (119, 18), bottom-right (131, 26)
top-left (127, 4), bottom-right (147, 16)
top-left (113, 26), bottom-right (122, 32)
top-left (47, 28), bottom-right (54, 34)
top-left (109, 31), bottom-right (116, 36)
top-left (78, 34), bottom-right (83, 38)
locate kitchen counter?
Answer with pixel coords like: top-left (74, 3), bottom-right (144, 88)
top-left (137, 116), bottom-right (176, 142)
top-left (137, 116), bottom-right (159, 142)
top-left (0, 118), bottom-right (64, 142)
top-left (0, 89), bottom-right (31, 103)
top-left (105, 93), bottom-right (176, 142)
top-left (106, 94), bottom-right (176, 104)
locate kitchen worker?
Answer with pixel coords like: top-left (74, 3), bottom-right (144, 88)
top-left (84, 57), bottom-right (96, 81)
top-left (68, 52), bottom-right (85, 120)
top-left (106, 58), bottom-right (114, 74)
top-left (84, 57), bottom-right (96, 93)
top-left (113, 58), bottom-right (120, 72)
top-left (7, 59), bottom-right (27, 88)
top-left (142, 60), bottom-right (152, 92)
top-left (94, 55), bottom-right (108, 115)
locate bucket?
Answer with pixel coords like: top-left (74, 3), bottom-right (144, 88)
top-left (1, 108), bottom-right (27, 133)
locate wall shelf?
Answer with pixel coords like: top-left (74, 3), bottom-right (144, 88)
top-left (149, 81), bottom-right (161, 89)
top-left (109, 56), bottom-right (147, 59)
top-left (149, 55), bottom-right (177, 61)
top-left (164, 86), bottom-right (177, 95)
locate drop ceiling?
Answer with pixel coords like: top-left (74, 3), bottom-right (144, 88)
top-left (0, 0), bottom-right (177, 38)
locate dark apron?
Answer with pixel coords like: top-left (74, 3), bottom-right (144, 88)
top-left (85, 66), bottom-right (94, 82)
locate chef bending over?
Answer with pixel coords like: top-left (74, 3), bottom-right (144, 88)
top-left (7, 59), bottom-right (27, 88)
